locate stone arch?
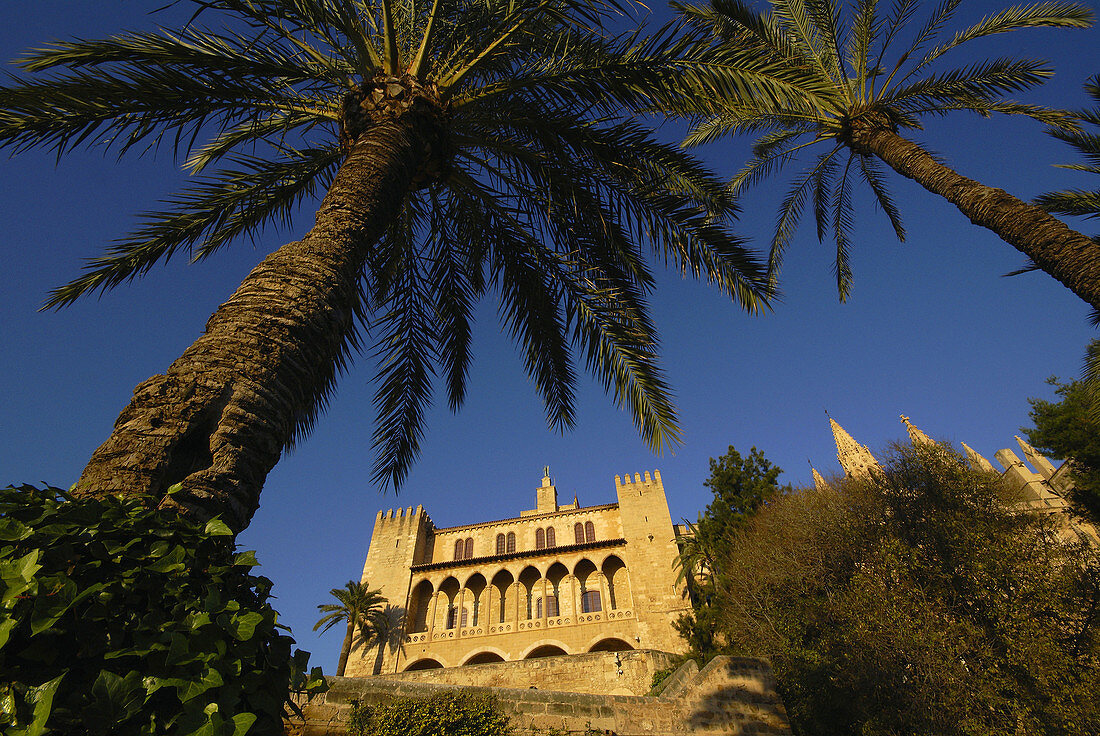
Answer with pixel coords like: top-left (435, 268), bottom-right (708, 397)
top-left (438, 576), bottom-right (461, 629)
top-left (518, 565), bottom-right (541, 620)
top-left (462, 648), bottom-right (508, 666)
top-left (464, 572), bottom-right (487, 627)
top-left (601, 554), bottom-right (631, 611)
top-left (409, 579), bottom-right (434, 633)
top-left (490, 569), bottom-right (514, 624)
top-left (520, 640), bottom-right (570, 659)
top-left (588, 637), bottom-right (635, 652)
top-left (404, 657), bottom-right (445, 671)
top-left (545, 561), bottom-right (568, 617)
top-left (573, 559), bottom-right (601, 613)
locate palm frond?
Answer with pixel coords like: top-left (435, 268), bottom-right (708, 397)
top-left (832, 153), bottom-right (857, 300)
top-left (45, 146), bottom-right (340, 309)
top-left (857, 154), bottom-right (905, 240)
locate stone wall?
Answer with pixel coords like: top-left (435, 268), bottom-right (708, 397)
top-left (375, 649), bottom-right (677, 696)
top-left (288, 656), bottom-right (791, 735)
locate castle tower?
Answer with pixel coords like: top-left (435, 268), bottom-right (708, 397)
top-left (615, 470), bottom-right (688, 653)
top-left (900, 415), bottom-right (934, 447)
top-left (829, 417), bottom-right (880, 477)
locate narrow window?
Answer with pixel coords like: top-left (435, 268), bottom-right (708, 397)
top-left (546, 527), bottom-right (556, 548)
top-left (574, 522), bottom-right (584, 544)
top-left (547, 595), bottom-right (559, 617)
top-left (464, 537), bottom-right (474, 559)
top-left (495, 533), bottom-right (506, 555)
top-left (454, 539), bottom-right (464, 561)
top-left (506, 532), bottom-right (516, 554)
top-left (447, 605), bottom-right (457, 629)
top-left (585, 521), bottom-right (595, 543)
top-left (535, 527), bottom-right (546, 550)
top-left (460, 607), bottom-right (468, 628)
top-left (536, 597), bottom-right (543, 618)
top-left (582, 590), bottom-right (602, 613)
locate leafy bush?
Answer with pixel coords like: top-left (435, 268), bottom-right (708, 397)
top-left (0, 484), bottom-right (324, 735)
top-left (347, 691), bottom-right (513, 736)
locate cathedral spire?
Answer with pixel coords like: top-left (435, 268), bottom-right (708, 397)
top-left (1015, 436), bottom-right (1058, 479)
top-left (829, 415), bottom-right (879, 477)
top-left (961, 442), bottom-right (996, 473)
top-left (900, 414), bottom-right (934, 447)
top-left (811, 464), bottom-right (828, 491)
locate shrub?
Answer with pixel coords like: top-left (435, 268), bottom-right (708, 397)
top-left (0, 484), bottom-right (324, 735)
top-left (347, 691), bottom-right (513, 736)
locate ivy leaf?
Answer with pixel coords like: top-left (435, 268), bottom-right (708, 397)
top-left (228, 612), bottom-right (264, 642)
top-left (6, 673), bottom-right (63, 736)
top-left (203, 519), bottom-right (233, 537)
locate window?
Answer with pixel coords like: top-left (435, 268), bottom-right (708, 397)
top-left (454, 539), bottom-right (464, 561)
top-left (535, 527), bottom-right (546, 550)
top-left (535, 597), bottom-right (542, 618)
top-left (460, 607), bottom-right (468, 628)
top-left (585, 521), bottom-right (595, 543)
top-left (495, 533), bottom-right (506, 555)
top-left (446, 605), bottom-right (457, 629)
top-left (546, 595), bottom-right (559, 617)
top-left (464, 537), bottom-right (474, 559)
top-left (506, 532), bottom-right (515, 553)
top-left (546, 527), bottom-right (556, 548)
top-left (574, 522), bottom-right (584, 544)
top-left (582, 590), bottom-right (602, 613)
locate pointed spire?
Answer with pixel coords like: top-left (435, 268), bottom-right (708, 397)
top-left (811, 466), bottom-right (828, 491)
top-left (1015, 436), bottom-right (1058, 479)
top-left (900, 415), bottom-right (934, 447)
top-left (961, 442), bottom-right (995, 473)
top-left (829, 415), bottom-right (880, 478)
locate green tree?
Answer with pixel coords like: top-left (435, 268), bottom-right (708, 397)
top-left (0, 0), bottom-right (776, 533)
top-left (715, 443), bottom-right (1100, 736)
top-left (674, 445), bottom-right (788, 660)
top-left (348, 691), bottom-right (513, 736)
top-left (674, 0), bottom-right (1100, 307)
top-left (1025, 366), bottom-right (1100, 520)
top-left (314, 580), bottom-right (385, 676)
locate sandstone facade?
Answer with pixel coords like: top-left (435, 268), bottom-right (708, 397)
top-left (344, 469), bottom-right (691, 677)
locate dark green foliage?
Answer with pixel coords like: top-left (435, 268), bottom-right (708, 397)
top-left (674, 446), bottom-right (788, 661)
top-left (347, 691), bottom-right (513, 736)
top-left (0, 484), bottom-right (325, 735)
top-left (714, 444), bottom-right (1100, 736)
top-left (1026, 367), bottom-right (1100, 520)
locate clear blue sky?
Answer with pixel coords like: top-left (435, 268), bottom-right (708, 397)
top-left (1, 1), bottom-right (1097, 671)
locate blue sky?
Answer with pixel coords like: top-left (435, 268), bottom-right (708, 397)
top-left (1, 0), bottom-right (1097, 670)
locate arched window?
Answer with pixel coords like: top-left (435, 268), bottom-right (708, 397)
top-left (585, 521), bottom-right (595, 543)
top-left (464, 537), bottom-right (474, 559)
top-left (506, 532), bottom-right (516, 554)
top-left (535, 527), bottom-right (546, 550)
top-left (454, 539), bottom-right (464, 561)
top-left (546, 527), bottom-right (556, 548)
top-left (582, 590), bottom-right (602, 613)
top-left (495, 533), bottom-right (506, 555)
top-left (574, 522), bottom-right (584, 544)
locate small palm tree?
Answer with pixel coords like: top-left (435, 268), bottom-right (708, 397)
top-left (0, 0), bottom-right (778, 532)
top-left (354, 603), bottom-right (406, 675)
top-left (314, 581), bottom-right (385, 677)
top-left (675, 0), bottom-right (1100, 308)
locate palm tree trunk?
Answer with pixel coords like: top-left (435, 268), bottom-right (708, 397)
top-left (70, 114), bottom-right (436, 532)
top-left (855, 126), bottom-right (1100, 312)
top-left (337, 618), bottom-right (355, 677)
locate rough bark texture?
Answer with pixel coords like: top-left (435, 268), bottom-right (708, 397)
top-left (336, 620), bottom-right (355, 677)
top-left (850, 125), bottom-right (1100, 312)
top-left (71, 113), bottom-right (439, 532)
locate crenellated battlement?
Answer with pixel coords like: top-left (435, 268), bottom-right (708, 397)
top-left (614, 470), bottom-right (662, 489)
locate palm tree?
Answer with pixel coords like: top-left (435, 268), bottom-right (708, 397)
top-left (355, 603), bottom-right (406, 675)
top-left (1037, 76), bottom-right (1100, 419)
top-left (314, 580), bottom-right (385, 676)
top-left (0, 0), bottom-right (779, 532)
top-left (675, 0), bottom-right (1100, 307)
